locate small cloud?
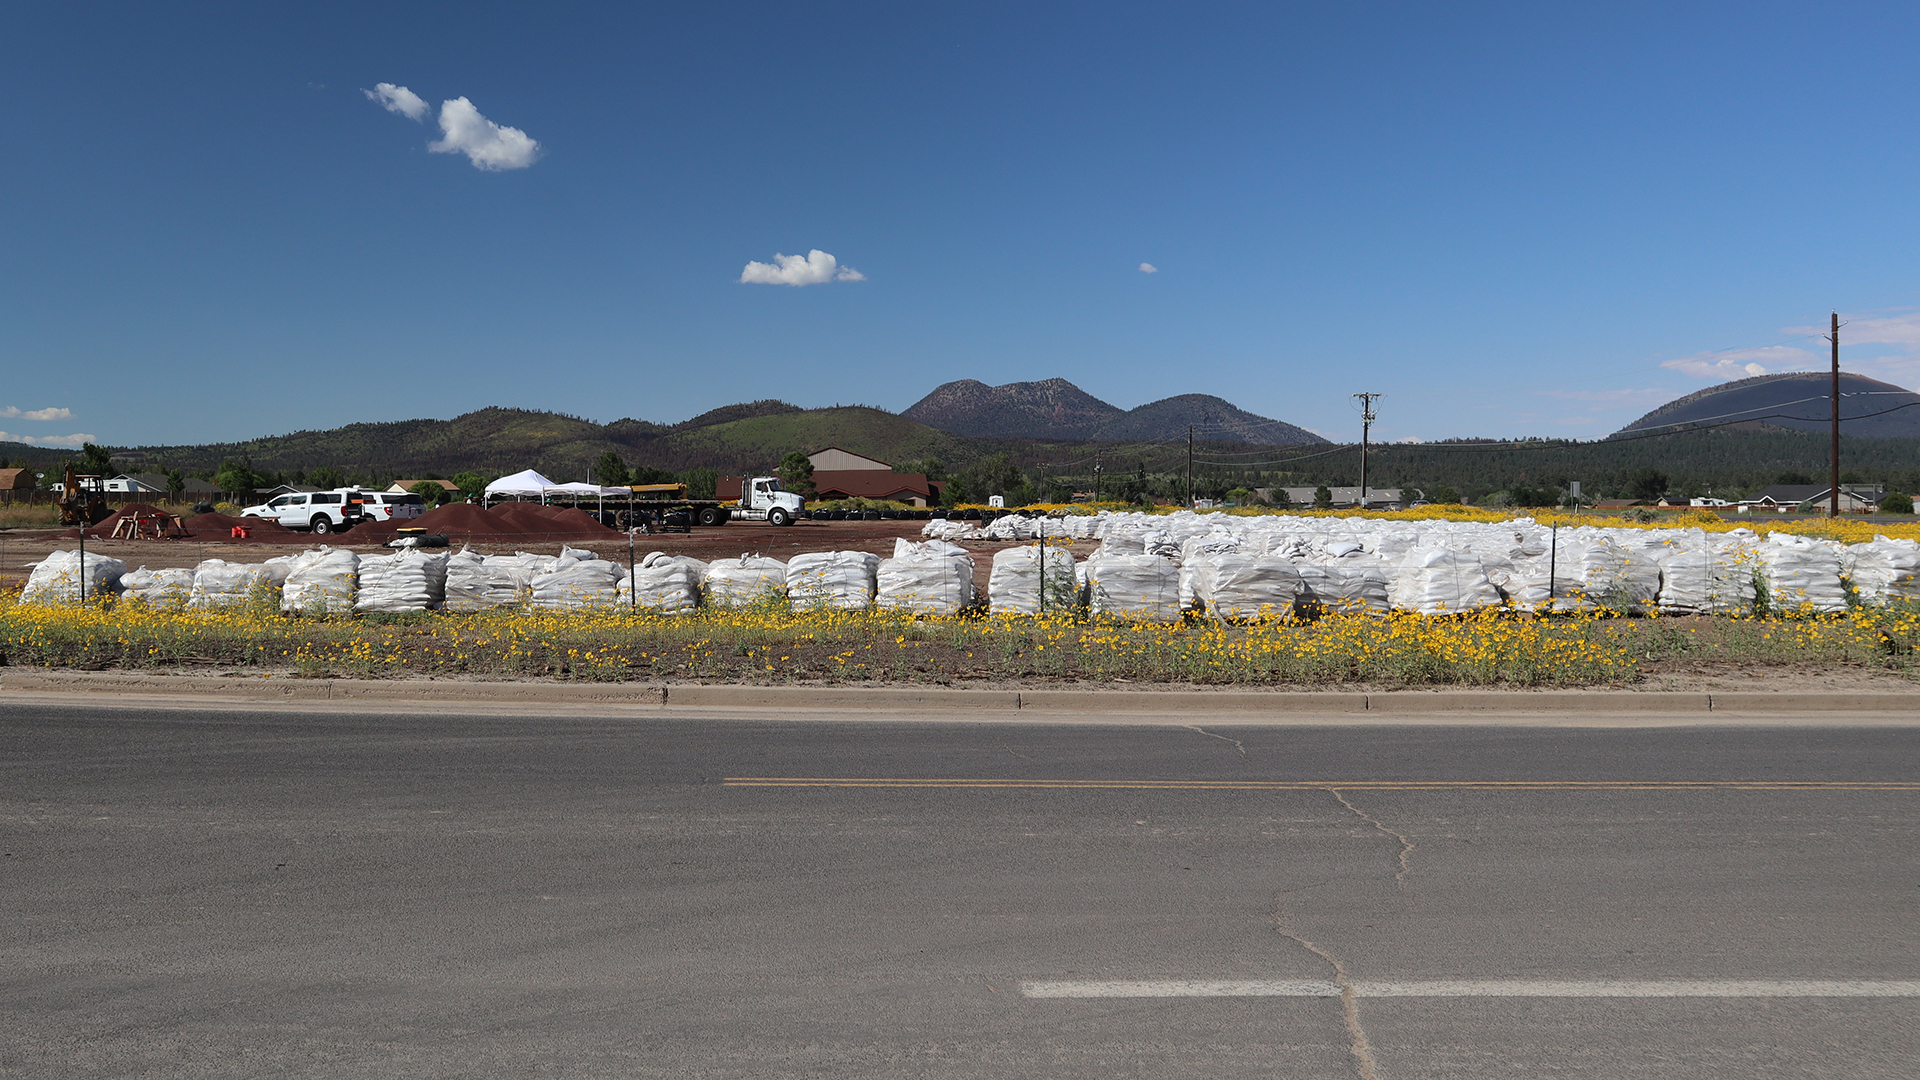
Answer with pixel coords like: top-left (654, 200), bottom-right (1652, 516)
top-left (0, 406), bottom-right (72, 421)
top-left (0, 431), bottom-right (94, 447)
top-left (1138, 262), bottom-right (1158, 273)
top-left (364, 82), bottom-right (429, 122)
top-left (739, 249), bottom-right (866, 286)
top-left (1784, 310), bottom-right (1920, 349)
top-left (429, 96), bottom-right (541, 170)
top-left (1660, 345), bottom-right (1816, 381)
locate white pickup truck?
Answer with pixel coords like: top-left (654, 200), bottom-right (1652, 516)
top-left (241, 488), bottom-right (424, 533)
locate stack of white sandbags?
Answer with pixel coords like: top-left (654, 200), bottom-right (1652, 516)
top-left (988, 544), bottom-right (1078, 615)
top-left (920, 518), bottom-right (984, 542)
top-left (529, 549), bottom-right (622, 610)
top-left (704, 554), bottom-right (788, 605)
top-left (443, 550), bottom-right (555, 612)
top-left (1083, 553), bottom-right (1181, 621)
top-left (1190, 555), bottom-right (1304, 620)
top-left (1656, 546), bottom-right (1757, 615)
top-left (19, 550), bottom-right (126, 605)
top-left (786, 551), bottom-right (880, 610)
top-left (618, 552), bottom-right (705, 614)
top-left (876, 539), bottom-right (976, 614)
top-left (1571, 537), bottom-right (1663, 613)
top-left (119, 566), bottom-right (195, 608)
top-left (281, 548), bottom-right (360, 615)
top-left (355, 549), bottom-right (450, 613)
top-left (188, 559), bottom-right (285, 610)
top-left (1389, 548), bottom-right (1503, 616)
top-left (1759, 533), bottom-right (1849, 613)
top-left (1297, 563), bottom-right (1391, 616)
top-left (1844, 536), bottom-right (1920, 603)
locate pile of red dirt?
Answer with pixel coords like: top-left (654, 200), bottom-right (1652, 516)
top-left (350, 501), bottom-right (620, 544)
top-left (67, 508), bottom-right (309, 544)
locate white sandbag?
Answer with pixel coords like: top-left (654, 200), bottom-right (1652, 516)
top-left (529, 554), bottom-right (623, 610)
top-left (1760, 533), bottom-right (1848, 613)
top-left (187, 559), bottom-right (277, 610)
top-left (281, 548), bottom-right (359, 615)
top-left (1390, 548), bottom-right (1502, 615)
top-left (1297, 563), bottom-right (1391, 616)
top-left (1084, 554), bottom-right (1181, 621)
top-left (619, 562), bottom-right (701, 614)
top-left (119, 566), bottom-right (195, 608)
top-left (787, 551), bottom-right (880, 610)
top-left (703, 554), bottom-right (788, 605)
top-left (19, 549), bottom-right (126, 605)
top-left (876, 544), bottom-right (976, 615)
top-left (354, 549), bottom-right (450, 613)
top-left (988, 544), bottom-right (1078, 615)
top-left (1191, 554), bottom-right (1303, 620)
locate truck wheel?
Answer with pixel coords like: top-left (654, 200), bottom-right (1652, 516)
top-left (696, 506), bottom-right (726, 527)
top-left (768, 507), bottom-right (790, 527)
top-left (311, 516), bottom-right (332, 534)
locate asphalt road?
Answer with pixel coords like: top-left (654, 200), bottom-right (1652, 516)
top-left (4, 705), bottom-right (1917, 1078)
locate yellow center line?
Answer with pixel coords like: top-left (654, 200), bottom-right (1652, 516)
top-left (723, 778), bottom-right (1917, 790)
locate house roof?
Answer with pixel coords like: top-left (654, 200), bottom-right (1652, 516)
top-left (0, 467), bottom-right (37, 490)
top-left (807, 446), bottom-right (892, 471)
top-left (389, 479), bottom-right (460, 492)
top-left (811, 470), bottom-right (934, 500)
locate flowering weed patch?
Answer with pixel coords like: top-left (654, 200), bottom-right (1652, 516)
top-left (5, 591), bottom-right (1915, 686)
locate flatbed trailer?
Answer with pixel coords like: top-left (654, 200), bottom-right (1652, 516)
top-left (597, 483), bottom-right (799, 530)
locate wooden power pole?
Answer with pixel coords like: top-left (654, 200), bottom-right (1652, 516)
top-left (1186, 425), bottom-right (1194, 508)
top-left (1829, 311), bottom-right (1841, 518)
top-left (1352, 392), bottom-right (1381, 509)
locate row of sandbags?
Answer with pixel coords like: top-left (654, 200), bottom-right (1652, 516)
top-left (933, 512), bottom-right (1920, 616)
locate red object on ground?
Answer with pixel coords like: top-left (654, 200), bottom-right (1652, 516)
top-left (230, 525), bottom-right (250, 538)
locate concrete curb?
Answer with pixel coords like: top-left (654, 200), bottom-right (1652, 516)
top-left (4, 670), bottom-right (1918, 718)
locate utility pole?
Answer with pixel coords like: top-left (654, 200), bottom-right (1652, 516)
top-left (1827, 311), bottom-right (1841, 518)
top-left (1093, 449), bottom-right (1102, 504)
top-left (1186, 425), bottom-right (1194, 508)
top-left (1352, 392), bottom-right (1381, 510)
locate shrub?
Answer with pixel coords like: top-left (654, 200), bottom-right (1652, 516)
top-left (1881, 493), bottom-right (1914, 515)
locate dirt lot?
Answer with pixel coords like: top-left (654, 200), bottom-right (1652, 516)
top-left (0, 519), bottom-right (1034, 598)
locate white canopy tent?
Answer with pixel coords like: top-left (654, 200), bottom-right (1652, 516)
top-left (484, 469), bottom-right (561, 501)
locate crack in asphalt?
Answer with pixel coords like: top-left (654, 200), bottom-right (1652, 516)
top-left (1275, 908), bottom-right (1385, 1080)
top-left (1184, 725), bottom-right (1247, 757)
top-left (1327, 787), bottom-right (1416, 889)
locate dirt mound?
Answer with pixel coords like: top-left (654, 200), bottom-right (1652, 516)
top-left (65, 510), bottom-right (310, 544)
top-left (485, 503), bottom-right (619, 540)
top-left (82, 503), bottom-right (187, 539)
top-left (350, 501), bottom-right (621, 544)
top-left (350, 502), bottom-right (522, 544)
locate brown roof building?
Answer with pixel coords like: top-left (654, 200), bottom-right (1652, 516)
top-left (0, 467), bottom-right (39, 491)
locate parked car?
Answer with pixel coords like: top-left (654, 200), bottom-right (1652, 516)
top-left (360, 491), bottom-right (427, 523)
top-left (241, 488), bottom-right (377, 534)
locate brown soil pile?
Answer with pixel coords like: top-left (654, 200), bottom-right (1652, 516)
top-left (351, 501), bottom-right (621, 544)
top-left (66, 509), bottom-right (307, 544)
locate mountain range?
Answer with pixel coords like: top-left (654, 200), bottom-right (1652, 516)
top-left (903, 378), bottom-right (1326, 445)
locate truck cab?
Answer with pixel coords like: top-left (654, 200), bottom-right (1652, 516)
top-left (733, 476), bottom-right (805, 526)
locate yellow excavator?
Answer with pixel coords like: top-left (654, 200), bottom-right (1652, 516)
top-left (57, 461), bottom-right (110, 528)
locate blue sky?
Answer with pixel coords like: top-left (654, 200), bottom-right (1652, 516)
top-left (6, 2), bottom-right (1920, 450)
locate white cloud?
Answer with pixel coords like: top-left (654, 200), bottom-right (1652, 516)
top-left (1139, 262), bottom-right (1158, 274)
top-left (364, 82), bottom-right (429, 121)
top-left (1784, 310), bottom-right (1920, 348)
top-left (0, 406), bottom-right (72, 421)
top-left (739, 249), bottom-right (866, 286)
top-left (0, 431), bottom-right (94, 447)
top-left (429, 96), bottom-right (541, 170)
top-left (1659, 345), bottom-right (1816, 381)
